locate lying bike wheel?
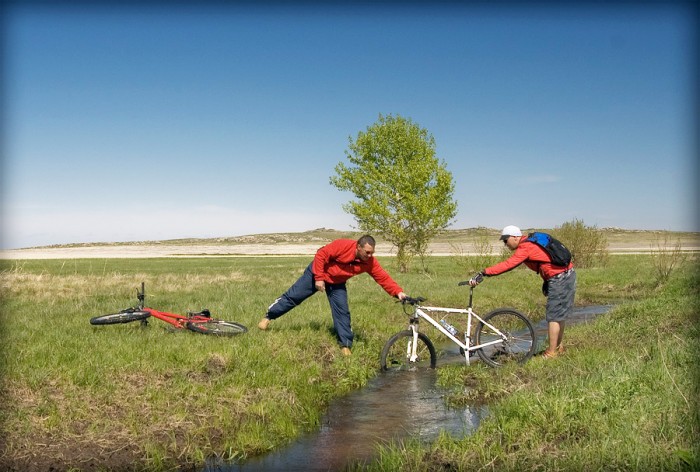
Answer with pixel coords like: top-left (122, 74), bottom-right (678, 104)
top-left (186, 320), bottom-right (248, 336)
top-left (475, 308), bottom-right (536, 367)
top-left (90, 309), bottom-right (151, 325)
top-left (380, 330), bottom-right (437, 371)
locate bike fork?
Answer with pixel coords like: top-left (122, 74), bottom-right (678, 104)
top-left (409, 324), bottom-right (420, 362)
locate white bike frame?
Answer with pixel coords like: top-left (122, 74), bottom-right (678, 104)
top-left (407, 304), bottom-right (508, 366)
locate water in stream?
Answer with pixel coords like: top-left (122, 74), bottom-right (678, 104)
top-left (206, 305), bottom-right (612, 472)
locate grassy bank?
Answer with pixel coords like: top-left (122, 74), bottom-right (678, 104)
top-left (0, 255), bottom-right (697, 470)
top-left (358, 261), bottom-right (700, 471)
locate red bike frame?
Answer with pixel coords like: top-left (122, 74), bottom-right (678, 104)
top-left (134, 283), bottom-right (213, 329)
top-left (139, 307), bottom-right (212, 329)
top-left (90, 282), bottom-right (247, 336)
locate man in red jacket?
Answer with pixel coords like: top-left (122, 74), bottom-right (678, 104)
top-left (468, 225), bottom-right (576, 359)
top-left (258, 235), bottom-right (407, 356)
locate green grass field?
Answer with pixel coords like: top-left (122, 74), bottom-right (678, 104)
top-left (0, 253), bottom-right (697, 471)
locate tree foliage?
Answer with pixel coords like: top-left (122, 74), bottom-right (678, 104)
top-left (330, 114), bottom-right (457, 272)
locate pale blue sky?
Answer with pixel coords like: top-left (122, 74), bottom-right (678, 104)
top-left (2, 2), bottom-right (697, 249)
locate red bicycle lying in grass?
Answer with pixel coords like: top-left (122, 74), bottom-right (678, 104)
top-left (90, 282), bottom-right (248, 336)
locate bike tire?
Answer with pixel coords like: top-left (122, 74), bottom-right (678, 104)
top-left (380, 330), bottom-right (437, 371)
top-left (90, 310), bottom-right (151, 325)
top-left (475, 308), bottom-right (536, 367)
top-left (186, 320), bottom-right (248, 336)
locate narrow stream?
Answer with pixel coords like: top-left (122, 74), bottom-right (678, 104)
top-left (206, 305), bottom-right (612, 472)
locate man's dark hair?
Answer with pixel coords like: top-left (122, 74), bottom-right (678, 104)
top-left (357, 235), bottom-right (376, 247)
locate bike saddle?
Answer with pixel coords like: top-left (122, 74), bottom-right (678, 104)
top-left (188, 309), bottom-right (211, 318)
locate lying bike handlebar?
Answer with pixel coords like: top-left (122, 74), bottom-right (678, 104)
top-left (137, 282), bottom-right (146, 308)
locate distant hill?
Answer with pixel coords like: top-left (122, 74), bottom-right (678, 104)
top-left (26, 227), bottom-right (700, 250)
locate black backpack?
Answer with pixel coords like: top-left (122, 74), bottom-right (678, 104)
top-left (526, 232), bottom-right (572, 267)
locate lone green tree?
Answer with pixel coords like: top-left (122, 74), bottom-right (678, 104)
top-left (330, 114), bottom-right (457, 272)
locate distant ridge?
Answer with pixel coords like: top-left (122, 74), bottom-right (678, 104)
top-left (6, 227), bottom-right (699, 252)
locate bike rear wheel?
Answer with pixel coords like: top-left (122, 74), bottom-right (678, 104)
top-left (475, 308), bottom-right (536, 367)
top-left (90, 309), bottom-right (151, 325)
top-left (186, 319), bottom-right (248, 336)
top-left (380, 330), bottom-right (436, 371)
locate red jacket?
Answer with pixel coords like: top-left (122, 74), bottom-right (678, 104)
top-left (312, 239), bottom-right (403, 296)
top-left (483, 236), bottom-right (574, 280)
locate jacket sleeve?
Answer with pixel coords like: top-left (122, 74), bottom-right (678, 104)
top-left (483, 245), bottom-right (530, 276)
top-left (368, 259), bottom-right (403, 296)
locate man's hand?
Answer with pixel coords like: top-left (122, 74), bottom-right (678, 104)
top-left (468, 272), bottom-right (484, 287)
top-left (315, 280), bottom-right (326, 292)
top-left (397, 292), bottom-right (407, 301)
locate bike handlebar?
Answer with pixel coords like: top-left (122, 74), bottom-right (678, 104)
top-left (401, 282), bottom-right (474, 311)
top-left (401, 296), bottom-right (426, 306)
top-left (137, 282), bottom-right (146, 308)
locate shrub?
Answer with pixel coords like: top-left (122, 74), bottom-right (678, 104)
top-left (650, 233), bottom-right (687, 286)
top-left (450, 232), bottom-right (500, 274)
top-left (551, 218), bottom-right (609, 268)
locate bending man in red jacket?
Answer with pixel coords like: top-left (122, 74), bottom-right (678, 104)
top-left (468, 225), bottom-right (576, 359)
top-left (258, 235), bottom-right (407, 356)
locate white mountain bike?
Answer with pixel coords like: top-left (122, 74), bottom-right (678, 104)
top-left (380, 282), bottom-right (537, 370)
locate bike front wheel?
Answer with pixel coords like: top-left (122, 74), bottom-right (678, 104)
top-left (380, 330), bottom-right (437, 371)
top-left (186, 320), bottom-right (248, 336)
top-left (90, 309), bottom-right (151, 325)
top-left (475, 308), bottom-right (536, 367)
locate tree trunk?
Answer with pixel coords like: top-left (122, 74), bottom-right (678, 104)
top-left (396, 243), bottom-right (410, 273)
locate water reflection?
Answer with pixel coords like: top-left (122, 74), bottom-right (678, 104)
top-left (533, 304), bottom-right (614, 341)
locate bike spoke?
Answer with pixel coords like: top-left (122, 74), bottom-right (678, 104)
top-left (381, 331), bottom-right (436, 371)
top-left (186, 320), bottom-right (248, 336)
top-left (476, 310), bottom-right (536, 367)
top-left (90, 310), bottom-right (150, 325)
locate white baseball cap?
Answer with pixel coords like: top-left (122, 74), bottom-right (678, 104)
top-left (500, 225), bottom-right (522, 241)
